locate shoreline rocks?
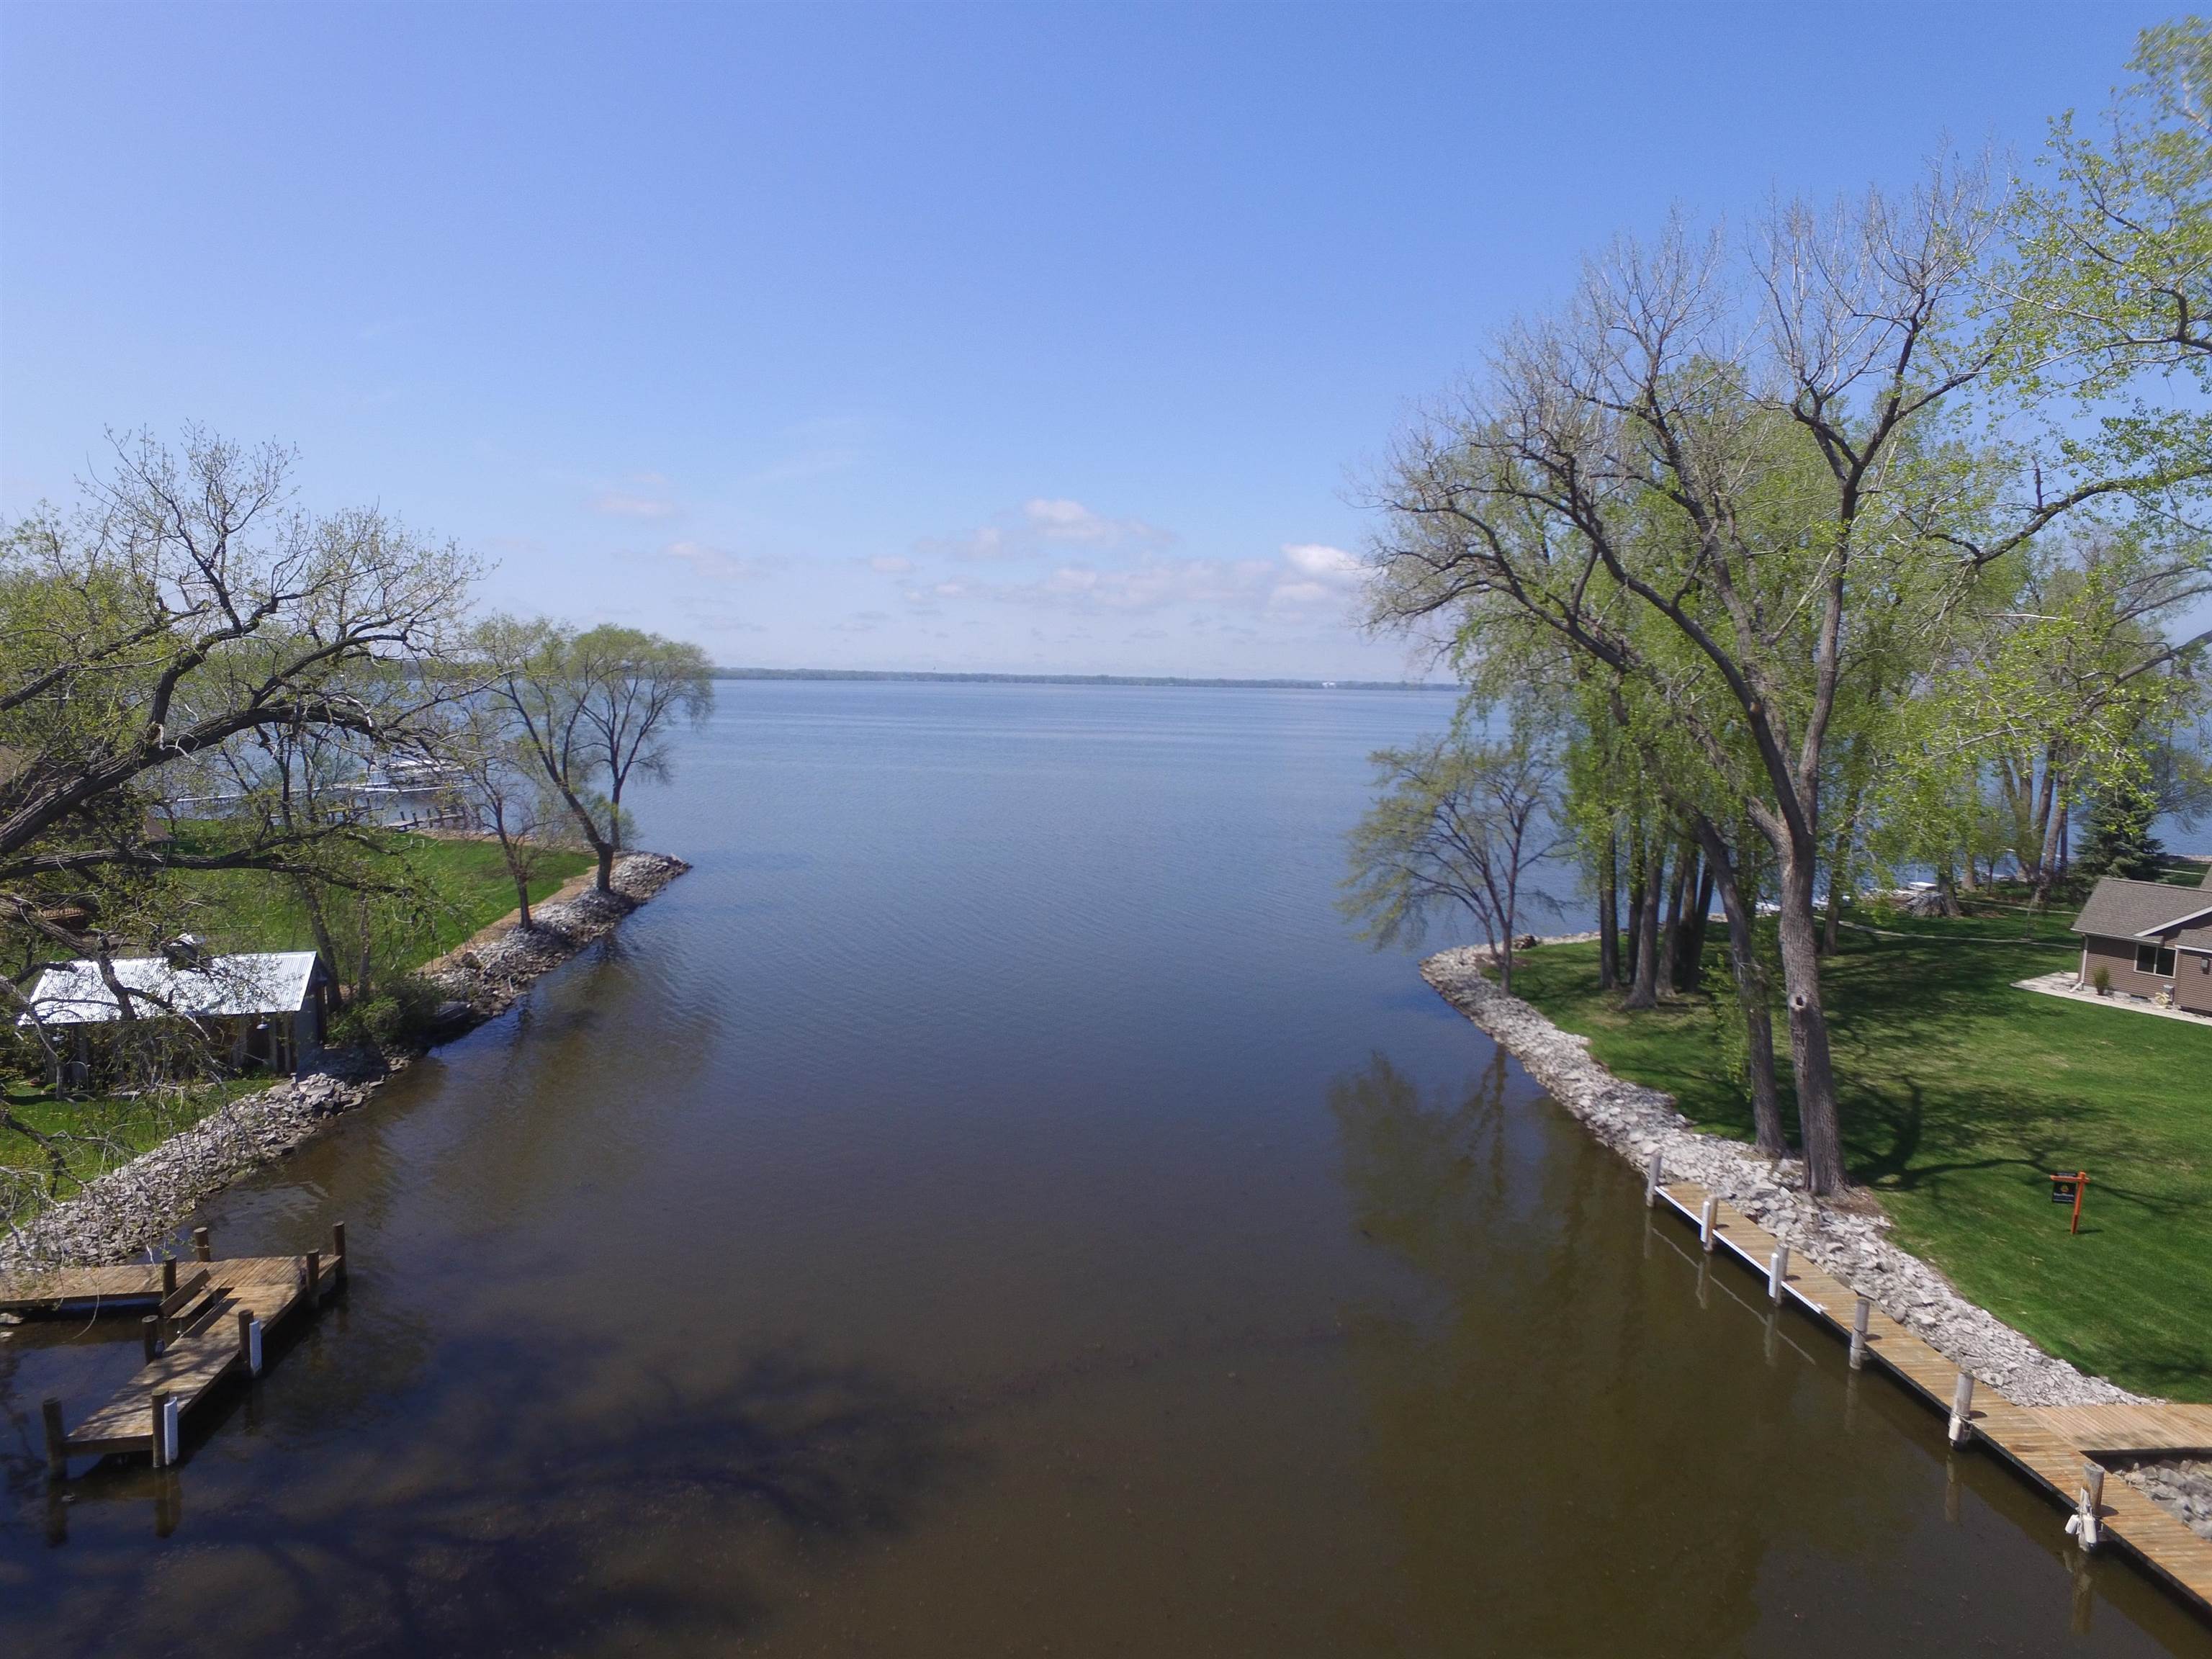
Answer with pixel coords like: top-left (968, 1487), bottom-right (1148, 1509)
top-left (0, 852), bottom-right (689, 1274)
top-left (1420, 945), bottom-right (2138, 1411)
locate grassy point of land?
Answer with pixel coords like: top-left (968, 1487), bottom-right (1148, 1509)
top-left (1503, 908), bottom-right (2212, 1402)
top-left (3, 834), bottom-right (595, 1220)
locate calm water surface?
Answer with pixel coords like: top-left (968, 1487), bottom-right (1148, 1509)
top-left (4, 683), bottom-right (2206, 1656)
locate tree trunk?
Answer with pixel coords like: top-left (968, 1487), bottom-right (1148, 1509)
top-left (1624, 852), bottom-right (1645, 985)
top-left (1661, 840), bottom-right (1691, 988)
top-left (1694, 816), bottom-right (1784, 1159)
top-left (514, 871), bottom-right (534, 932)
top-left (595, 840), bottom-right (615, 894)
top-left (1681, 856), bottom-right (1715, 990)
top-left (1597, 831), bottom-right (1620, 992)
top-left (291, 874), bottom-right (342, 996)
top-left (1936, 866), bottom-right (1964, 918)
top-left (354, 891), bottom-right (375, 1008)
top-left (1775, 850), bottom-right (1845, 1194)
top-left (1622, 833), bottom-right (1663, 1010)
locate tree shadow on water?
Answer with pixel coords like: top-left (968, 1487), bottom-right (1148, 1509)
top-left (3, 1338), bottom-right (976, 1657)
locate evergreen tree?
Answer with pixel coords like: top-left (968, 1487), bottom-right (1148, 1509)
top-left (2074, 780), bottom-right (2166, 882)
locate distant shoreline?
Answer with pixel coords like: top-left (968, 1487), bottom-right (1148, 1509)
top-left (713, 667), bottom-right (1452, 691)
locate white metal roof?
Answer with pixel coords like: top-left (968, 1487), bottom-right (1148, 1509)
top-left (16, 952), bottom-right (323, 1027)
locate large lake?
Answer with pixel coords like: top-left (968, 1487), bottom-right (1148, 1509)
top-left (4, 683), bottom-right (2206, 1655)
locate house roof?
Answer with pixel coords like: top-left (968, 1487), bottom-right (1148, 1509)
top-left (2070, 877), bottom-right (2212, 943)
top-left (16, 952), bottom-right (324, 1028)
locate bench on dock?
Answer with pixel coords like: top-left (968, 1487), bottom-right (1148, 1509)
top-left (4, 1223), bottom-right (349, 1477)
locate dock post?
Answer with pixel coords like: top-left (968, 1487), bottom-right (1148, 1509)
top-left (1645, 1151), bottom-right (1662, 1208)
top-left (2066, 1462), bottom-right (2106, 1552)
top-left (238, 1310), bottom-right (264, 1377)
top-left (142, 1313), bottom-right (161, 1361)
top-left (161, 1258), bottom-right (176, 1295)
top-left (1948, 1372), bottom-right (1975, 1447)
top-left (1699, 1195), bottom-right (1718, 1253)
top-left (192, 1227), bottom-right (210, 1263)
top-left (150, 1390), bottom-right (171, 1468)
top-left (42, 1398), bottom-right (66, 1480)
top-left (1849, 1296), bottom-right (1871, 1370)
top-left (331, 1221), bottom-right (347, 1284)
top-left (161, 1395), bottom-right (180, 1468)
top-left (303, 1251), bottom-right (320, 1301)
top-left (1767, 1244), bottom-right (1789, 1305)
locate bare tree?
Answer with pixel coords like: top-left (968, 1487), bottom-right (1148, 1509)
top-left (1340, 727), bottom-right (1563, 993)
top-left (451, 700), bottom-right (572, 931)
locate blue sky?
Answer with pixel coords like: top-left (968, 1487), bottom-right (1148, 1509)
top-left (0, 2), bottom-right (2180, 677)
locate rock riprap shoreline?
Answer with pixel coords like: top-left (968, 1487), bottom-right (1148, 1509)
top-left (1421, 945), bottom-right (2134, 1411)
top-left (0, 852), bottom-right (688, 1274)
top-left (1426, 945), bottom-right (2212, 1569)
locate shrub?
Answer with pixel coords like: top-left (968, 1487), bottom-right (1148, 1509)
top-left (328, 974), bottom-right (446, 1051)
top-left (2091, 964), bottom-right (2112, 996)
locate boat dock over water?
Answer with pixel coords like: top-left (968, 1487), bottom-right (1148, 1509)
top-left (4, 1224), bottom-right (348, 1476)
top-left (1645, 1168), bottom-right (2212, 1619)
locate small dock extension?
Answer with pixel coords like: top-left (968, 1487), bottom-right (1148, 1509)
top-left (6, 1223), bottom-right (349, 1477)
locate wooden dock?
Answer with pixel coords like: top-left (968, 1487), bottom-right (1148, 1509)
top-left (5, 1224), bottom-right (347, 1476)
top-left (1645, 1171), bottom-right (2212, 1617)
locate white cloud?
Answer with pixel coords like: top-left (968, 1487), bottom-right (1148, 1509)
top-left (869, 554), bottom-right (914, 574)
top-left (591, 490), bottom-right (679, 519)
top-left (1281, 543), bottom-right (1362, 583)
top-left (662, 540), bottom-right (776, 581)
top-left (920, 498), bottom-right (1173, 562)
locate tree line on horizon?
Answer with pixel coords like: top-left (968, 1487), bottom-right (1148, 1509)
top-left (1341, 17), bottom-right (2212, 1195)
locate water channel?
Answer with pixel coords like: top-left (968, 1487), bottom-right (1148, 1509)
top-left (3, 682), bottom-right (2206, 1655)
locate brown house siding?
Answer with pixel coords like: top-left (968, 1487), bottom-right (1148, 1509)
top-left (2081, 935), bottom-right (2212, 1012)
top-left (2177, 950), bottom-right (2212, 1014)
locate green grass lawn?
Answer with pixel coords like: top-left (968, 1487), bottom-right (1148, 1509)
top-left (2, 835), bottom-right (595, 1220)
top-left (1505, 909), bottom-right (2212, 1401)
top-left (187, 833), bottom-right (595, 968)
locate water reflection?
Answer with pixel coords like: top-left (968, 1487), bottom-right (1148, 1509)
top-left (1329, 1052), bottom-right (2109, 1653)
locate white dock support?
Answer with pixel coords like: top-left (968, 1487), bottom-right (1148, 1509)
top-left (1767, 1244), bottom-right (1789, 1304)
top-left (1645, 1151), bottom-right (1662, 1208)
top-left (1699, 1195), bottom-right (1718, 1253)
top-left (2065, 1462), bottom-right (2106, 1552)
top-left (1948, 1372), bottom-right (1976, 1447)
top-left (1850, 1295), bottom-right (1871, 1370)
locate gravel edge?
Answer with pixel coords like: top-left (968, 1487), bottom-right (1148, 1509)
top-left (0, 852), bottom-right (690, 1274)
top-left (1421, 945), bottom-right (2141, 1410)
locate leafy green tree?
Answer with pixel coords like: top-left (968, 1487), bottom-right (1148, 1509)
top-left (1994, 17), bottom-right (2211, 402)
top-left (1366, 144), bottom-right (2208, 1191)
top-left (480, 619), bottom-right (714, 892)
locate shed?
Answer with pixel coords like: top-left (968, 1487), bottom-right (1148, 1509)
top-left (17, 950), bottom-right (332, 1082)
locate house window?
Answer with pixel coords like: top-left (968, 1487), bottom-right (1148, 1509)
top-left (2135, 943), bottom-right (2177, 976)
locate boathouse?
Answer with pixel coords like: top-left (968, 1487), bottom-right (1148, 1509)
top-left (16, 946), bottom-right (333, 1084)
